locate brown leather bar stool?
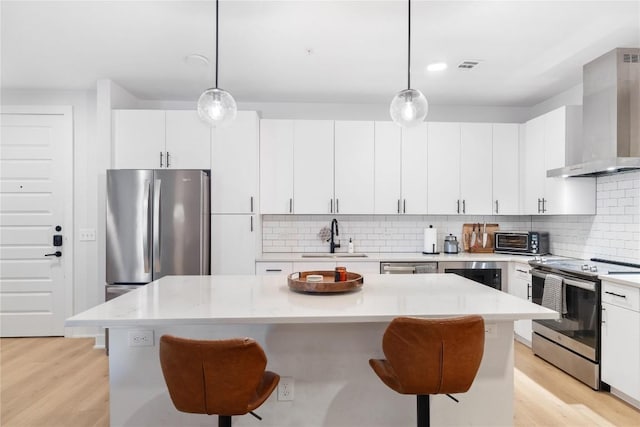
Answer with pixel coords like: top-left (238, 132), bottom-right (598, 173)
top-left (159, 335), bottom-right (280, 427)
top-left (369, 316), bottom-right (485, 427)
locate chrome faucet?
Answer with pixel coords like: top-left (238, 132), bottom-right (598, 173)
top-left (329, 218), bottom-right (340, 253)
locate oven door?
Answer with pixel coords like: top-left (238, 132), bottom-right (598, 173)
top-left (531, 269), bottom-right (600, 362)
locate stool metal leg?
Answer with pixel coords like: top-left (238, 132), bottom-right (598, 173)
top-left (417, 395), bottom-right (430, 427)
top-left (218, 415), bottom-right (232, 427)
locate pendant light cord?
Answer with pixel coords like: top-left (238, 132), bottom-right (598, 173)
top-left (407, 0), bottom-right (411, 90)
top-left (215, 0), bottom-right (219, 89)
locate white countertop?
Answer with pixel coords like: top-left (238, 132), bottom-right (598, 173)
top-left (66, 273), bottom-right (557, 327)
top-left (600, 274), bottom-right (640, 289)
top-left (257, 251), bottom-right (536, 263)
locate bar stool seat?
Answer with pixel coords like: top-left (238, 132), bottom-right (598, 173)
top-left (159, 335), bottom-right (280, 427)
top-left (369, 316), bottom-right (484, 427)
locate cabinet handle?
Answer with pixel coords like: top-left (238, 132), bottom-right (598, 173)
top-left (457, 200), bottom-right (460, 214)
top-left (166, 151), bottom-right (171, 168)
top-left (160, 151), bottom-right (164, 167)
top-left (330, 199), bottom-right (333, 213)
top-left (289, 198), bottom-right (293, 213)
top-left (604, 291), bottom-right (627, 299)
top-left (403, 199), bottom-right (406, 214)
top-left (250, 216), bottom-right (253, 232)
top-left (542, 198), bottom-right (547, 213)
top-left (336, 199), bottom-right (339, 213)
top-left (495, 200), bottom-right (499, 214)
top-left (250, 196), bottom-right (254, 213)
top-left (462, 199), bottom-right (466, 214)
top-left (266, 269), bottom-right (282, 272)
top-left (516, 269), bottom-right (529, 273)
top-left (537, 198), bottom-right (542, 213)
top-left (397, 199), bottom-right (401, 214)
top-left (601, 306), bottom-right (606, 324)
top-left (527, 284), bottom-right (531, 300)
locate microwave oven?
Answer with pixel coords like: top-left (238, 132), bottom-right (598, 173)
top-left (494, 231), bottom-right (550, 255)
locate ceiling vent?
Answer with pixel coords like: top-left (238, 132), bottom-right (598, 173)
top-left (623, 53), bottom-right (639, 63)
top-left (457, 60), bottom-right (481, 69)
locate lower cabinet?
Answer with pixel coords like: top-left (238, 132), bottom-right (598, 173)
top-left (601, 280), bottom-right (640, 404)
top-left (256, 262), bottom-right (293, 276)
top-left (509, 261), bottom-right (533, 345)
top-left (211, 215), bottom-right (256, 274)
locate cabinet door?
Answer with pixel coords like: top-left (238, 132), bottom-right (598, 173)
top-left (400, 123), bottom-right (429, 214)
top-left (334, 121), bottom-right (375, 214)
top-left (293, 120), bottom-right (334, 214)
top-left (522, 115), bottom-right (545, 214)
top-left (255, 262), bottom-right (293, 276)
top-left (510, 262), bottom-right (533, 344)
top-left (374, 122), bottom-right (402, 214)
top-left (211, 215), bottom-right (256, 274)
top-left (211, 111), bottom-right (259, 214)
top-left (492, 124), bottom-right (520, 215)
top-left (601, 302), bottom-right (640, 400)
top-left (165, 111), bottom-right (211, 169)
top-left (113, 110), bottom-right (165, 169)
top-left (427, 122), bottom-right (460, 214)
top-left (460, 123), bottom-right (492, 215)
top-left (260, 120), bottom-right (294, 214)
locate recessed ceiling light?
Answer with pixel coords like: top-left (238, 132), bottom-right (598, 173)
top-left (184, 54), bottom-right (209, 66)
top-left (427, 62), bottom-right (447, 72)
top-left (606, 166), bottom-right (617, 171)
top-left (458, 60), bottom-right (482, 70)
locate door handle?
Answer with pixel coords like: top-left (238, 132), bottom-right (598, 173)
top-left (153, 179), bottom-right (162, 273)
top-left (403, 199), bottom-right (406, 214)
top-left (166, 151), bottom-right (171, 168)
top-left (397, 199), bottom-right (401, 214)
top-left (336, 199), bottom-right (339, 213)
top-left (462, 199), bottom-right (466, 214)
top-left (495, 200), bottom-right (499, 214)
top-left (159, 151), bottom-right (163, 168)
top-left (45, 251), bottom-right (62, 257)
top-left (457, 199), bottom-right (460, 214)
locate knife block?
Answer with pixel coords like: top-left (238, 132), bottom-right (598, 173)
top-left (462, 223), bottom-right (499, 253)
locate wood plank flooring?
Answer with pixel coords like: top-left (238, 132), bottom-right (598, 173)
top-left (1, 337), bottom-right (639, 426)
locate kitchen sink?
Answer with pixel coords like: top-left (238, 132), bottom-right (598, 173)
top-left (301, 253), bottom-right (368, 258)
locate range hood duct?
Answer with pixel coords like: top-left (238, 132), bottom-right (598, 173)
top-left (548, 48), bottom-right (640, 178)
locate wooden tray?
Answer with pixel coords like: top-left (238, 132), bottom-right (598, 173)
top-left (288, 271), bottom-right (363, 294)
top-left (462, 223), bottom-right (499, 253)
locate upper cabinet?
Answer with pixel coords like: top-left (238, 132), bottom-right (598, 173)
top-left (113, 110), bottom-right (211, 169)
top-left (427, 122), bottom-right (460, 214)
top-left (521, 106), bottom-right (595, 215)
top-left (260, 119), bottom-right (294, 214)
top-left (460, 123), bottom-right (493, 215)
top-left (211, 111), bottom-right (259, 214)
top-left (374, 122), bottom-right (402, 214)
top-left (492, 124), bottom-right (520, 215)
top-left (401, 124), bottom-right (429, 214)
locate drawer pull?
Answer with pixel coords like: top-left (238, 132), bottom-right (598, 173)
top-left (516, 269), bottom-right (529, 273)
top-left (266, 269), bottom-right (282, 272)
top-left (605, 291), bottom-right (627, 299)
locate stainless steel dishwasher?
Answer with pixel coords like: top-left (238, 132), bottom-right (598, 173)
top-left (380, 261), bottom-right (438, 274)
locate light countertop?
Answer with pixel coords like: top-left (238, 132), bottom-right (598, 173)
top-left (66, 273), bottom-right (558, 328)
top-left (257, 251), bottom-right (537, 263)
top-left (600, 274), bottom-right (640, 289)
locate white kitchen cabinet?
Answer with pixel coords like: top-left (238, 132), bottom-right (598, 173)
top-left (509, 261), bottom-right (533, 345)
top-left (292, 261), bottom-right (336, 272)
top-left (401, 124), bottom-right (429, 214)
top-left (293, 120), bottom-right (335, 214)
top-left (460, 123), bottom-right (493, 215)
top-left (113, 110), bottom-right (211, 169)
top-left (521, 106), bottom-right (595, 215)
top-left (334, 121), bottom-right (375, 214)
top-left (211, 214), bottom-right (256, 274)
top-left (374, 122), bottom-right (402, 214)
top-left (260, 119), bottom-right (294, 214)
top-left (255, 262), bottom-right (293, 276)
top-left (427, 122), bottom-right (460, 214)
top-left (492, 124), bottom-right (520, 215)
top-left (211, 111), bottom-right (259, 214)
top-left (601, 280), bottom-right (640, 404)
top-left (290, 260), bottom-right (379, 274)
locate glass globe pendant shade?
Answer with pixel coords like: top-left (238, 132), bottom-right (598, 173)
top-left (390, 88), bottom-right (428, 128)
top-left (197, 88), bottom-right (237, 127)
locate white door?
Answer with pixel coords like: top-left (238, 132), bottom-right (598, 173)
top-left (113, 110), bottom-right (165, 169)
top-left (492, 124), bottom-right (520, 215)
top-left (0, 108), bottom-right (73, 337)
top-left (210, 214), bottom-right (256, 274)
top-left (427, 122), bottom-right (460, 214)
top-left (374, 122), bottom-right (401, 214)
top-left (401, 123), bottom-right (428, 214)
top-left (334, 121), bottom-right (374, 214)
top-left (522, 115), bottom-right (545, 214)
top-left (260, 119), bottom-right (294, 214)
top-left (165, 111), bottom-right (211, 169)
top-left (460, 123), bottom-right (492, 215)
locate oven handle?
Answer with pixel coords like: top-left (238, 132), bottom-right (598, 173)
top-left (382, 265), bottom-right (416, 273)
top-left (531, 269), bottom-right (596, 292)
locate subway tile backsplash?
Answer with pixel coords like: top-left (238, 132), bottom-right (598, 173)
top-left (262, 171), bottom-right (640, 263)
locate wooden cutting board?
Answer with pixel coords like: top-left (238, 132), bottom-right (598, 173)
top-left (462, 223), bottom-right (499, 253)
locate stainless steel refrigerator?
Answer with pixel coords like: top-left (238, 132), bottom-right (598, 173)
top-left (106, 169), bottom-right (210, 299)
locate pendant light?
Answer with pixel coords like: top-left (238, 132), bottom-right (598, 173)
top-left (197, 0), bottom-right (237, 127)
top-left (389, 0), bottom-right (428, 127)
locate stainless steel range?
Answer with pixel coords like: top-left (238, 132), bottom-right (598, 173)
top-left (528, 257), bottom-right (640, 389)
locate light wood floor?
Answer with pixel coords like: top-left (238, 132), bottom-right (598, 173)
top-left (1, 337), bottom-right (639, 426)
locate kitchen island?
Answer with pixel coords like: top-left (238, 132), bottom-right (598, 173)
top-left (66, 273), bottom-right (557, 427)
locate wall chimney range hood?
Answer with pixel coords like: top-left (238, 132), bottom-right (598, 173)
top-left (548, 48), bottom-right (640, 178)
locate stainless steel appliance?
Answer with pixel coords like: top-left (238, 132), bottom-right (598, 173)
top-left (443, 234), bottom-right (459, 254)
top-left (494, 231), bottom-right (549, 255)
top-left (106, 169), bottom-right (210, 293)
top-left (440, 261), bottom-right (505, 291)
top-left (528, 257), bottom-right (640, 389)
top-left (380, 262), bottom-right (438, 274)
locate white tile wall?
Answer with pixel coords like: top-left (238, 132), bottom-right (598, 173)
top-left (263, 172), bottom-right (640, 263)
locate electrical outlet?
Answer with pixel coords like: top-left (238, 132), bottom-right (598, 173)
top-left (128, 330), bottom-right (154, 347)
top-left (484, 323), bottom-right (497, 338)
top-left (277, 377), bottom-right (294, 401)
top-left (79, 228), bottom-right (96, 241)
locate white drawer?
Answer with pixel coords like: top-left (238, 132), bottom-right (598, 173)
top-left (256, 262), bottom-right (293, 276)
top-left (602, 280), bottom-right (640, 312)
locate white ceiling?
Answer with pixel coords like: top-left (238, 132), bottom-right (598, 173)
top-left (2, 1), bottom-right (639, 107)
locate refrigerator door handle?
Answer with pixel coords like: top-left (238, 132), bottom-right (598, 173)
top-left (143, 180), bottom-right (151, 273)
top-left (153, 179), bottom-right (162, 273)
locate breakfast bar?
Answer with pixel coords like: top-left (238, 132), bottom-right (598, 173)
top-left (66, 273), bottom-right (557, 427)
